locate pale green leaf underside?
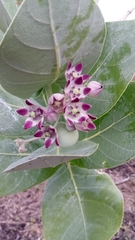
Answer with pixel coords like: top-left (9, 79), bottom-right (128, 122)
top-left (85, 20), bottom-right (135, 118)
top-left (42, 164), bottom-right (123, 240)
top-left (73, 83), bottom-right (135, 169)
top-left (4, 141), bottom-right (98, 172)
top-left (0, 0), bottom-right (105, 98)
top-left (0, 30), bottom-right (4, 42)
top-left (2, 0), bottom-right (18, 18)
top-left (0, 85), bottom-right (59, 196)
top-left (2, 0), bottom-right (18, 19)
top-left (0, 0), bottom-right (11, 32)
top-left (0, 135), bottom-right (59, 196)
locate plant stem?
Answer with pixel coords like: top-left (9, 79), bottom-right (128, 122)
top-left (120, 5), bottom-right (135, 20)
top-left (45, 85), bottom-right (53, 101)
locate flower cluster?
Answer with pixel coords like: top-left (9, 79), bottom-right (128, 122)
top-left (16, 62), bottom-right (103, 151)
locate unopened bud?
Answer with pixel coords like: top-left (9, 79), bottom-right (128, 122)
top-left (87, 81), bottom-right (103, 97)
top-left (56, 122), bottom-right (79, 147)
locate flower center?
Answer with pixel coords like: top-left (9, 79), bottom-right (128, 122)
top-left (72, 108), bottom-right (79, 115)
top-left (54, 101), bottom-right (61, 107)
top-left (30, 111), bottom-right (36, 118)
top-left (45, 132), bottom-right (50, 137)
top-left (73, 88), bottom-right (80, 95)
top-left (72, 72), bottom-right (79, 78)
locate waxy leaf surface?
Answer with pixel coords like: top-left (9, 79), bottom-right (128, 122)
top-left (42, 164), bottom-right (123, 240)
top-left (0, 86), bottom-right (59, 196)
top-left (0, 30), bottom-right (4, 42)
top-left (4, 141), bottom-right (98, 172)
top-left (0, 0), bottom-right (11, 33)
top-left (0, 0), bottom-right (105, 98)
top-left (2, 0), bottom-right (18, 19)
top-left (80, 20), bottom-right (135, 118)
top-left (73, 83), bottom-right (135, 169)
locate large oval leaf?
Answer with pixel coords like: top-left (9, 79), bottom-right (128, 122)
top-left (42, 164), bottom-right (123, 240)
top-left (0, 85), bottom-right (59, 196)
top-left (0, 0), bottom-right (105, 98)
top-left (0, 0), bottom-right (11, 33)
top-left (3, 141), bottom-right (98, 172)
top-left (2, 0), bottom-right (18, 19)
top-left (0, 30), bottom-right (4, 42)
top-left (72, 82), bottom-right (135, 169)
top-left (82, 20), bottom-right (135, 118)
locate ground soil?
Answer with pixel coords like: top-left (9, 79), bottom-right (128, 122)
top-left (0, 160), bottom-right (135, 240)
top-left (108, 159), bottom-right (135, 240)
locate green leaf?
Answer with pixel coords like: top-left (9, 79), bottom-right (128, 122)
top-left (4, 141), bottom-right (98, 172)
top-left (2, 0), bottom-right (18, 19)
top-left (73, 82), bottom-right (135, 169)
top-left (0, 30), bottom-right (4, 42)
top-left (0, 0), bottom-right (11, 33)
top-left (0, 85), bottom-right (59, 196)
top-left (85, 20), bottom-right (135, 118)
top-left (42, 164), bottom-right (123, 240)
top-left (0, 0), bottom-right (105, 98)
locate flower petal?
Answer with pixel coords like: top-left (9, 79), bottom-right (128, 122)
top-left (82, 74), bottom-right (90, 81)
top-left (87, 113), bottom-right (97, 120)
top-left (34, 130), bottom-right (44, 137)
top-left (83, 87), bottom-right (91, 95)
top-left (26, 99), bottom-right (34, 106)
top-left (87, 121), bottom-right (96, 130)
top-left (45, 138), bottom-right (52, 148)
top-left (75, 63), bottom-right (83, 72)
top-left (55, 138), bottom-right (59, 146)
top-left (66, 61), bottom-right (72, 71)
top-left (17, 108), bottom-right (28, 116)
top-left (74, 76), bottom-right (83, 85)
top-left (82, 103), bottom-right (91, 111)
top-left (24, 119), bottom-right (34, 129)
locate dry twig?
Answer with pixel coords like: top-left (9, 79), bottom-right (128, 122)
top-left (120, 5), bottom-right (135, 20)
top-left (116, 174), bottom-right (135, 185)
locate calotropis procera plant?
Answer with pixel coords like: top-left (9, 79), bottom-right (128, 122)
top-left (1, 0), bottom-right (135, 239)
top-left (16, 62), bottom-right (103, 150)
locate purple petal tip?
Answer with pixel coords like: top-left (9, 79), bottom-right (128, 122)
top-left (34, 131), bottom-right (43, 137)
top-left (45, 139), bottom-right (51, 148)
top-left (75, 63), bottom-right (82, 72)
top-left (75, 76), bottom-right (83, 85)
top-left (82, 103), bottom-right (91, 111)
top-left (17, 108), bottom-right (28, 116)
top-left (24, 121), bottom-right (33, 129)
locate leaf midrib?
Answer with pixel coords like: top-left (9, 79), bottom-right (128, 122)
top-left (47, 0), bottom-right (61, 81)
top-left (66, 162), bottom-right (88, 240)
top-left (85, 111), bottom-right (132, 141)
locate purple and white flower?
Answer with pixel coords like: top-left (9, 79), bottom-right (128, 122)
top-left (16, 61), bottom-right (103, 149)
top-left (74, 113), bottom-right (96, 132)
top-left (34, 125), bottom-right (59, 148)
top-left (64, 101), bottom-right (92, 125)
top-left (65, 106), bottom-right (96, 132)
top-left (65, 61), bottom-right (90, 82)
top-left (17, 99), bottom-right (45, 129)
top-left (64, 76), bottom-right (91, 101)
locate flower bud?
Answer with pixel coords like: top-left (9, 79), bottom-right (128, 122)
top-left (44, 106), bottom-right (58, 123)
top-left (56, 122), bottom-right (79, 147)
top-left (87, 81), bottom-right (103, 97)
